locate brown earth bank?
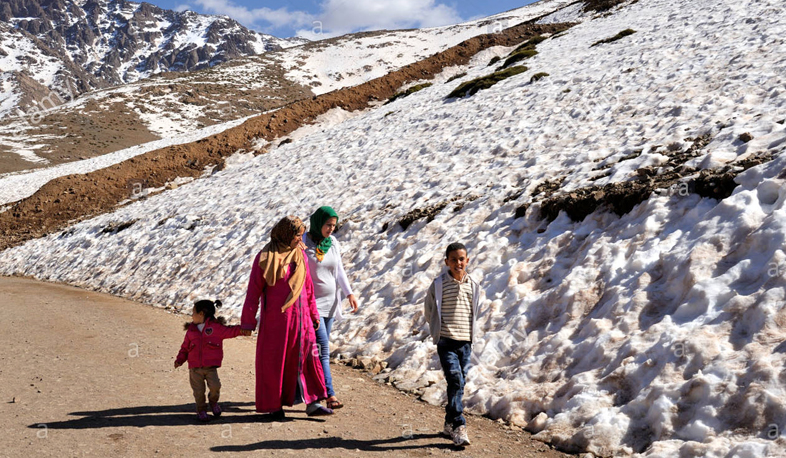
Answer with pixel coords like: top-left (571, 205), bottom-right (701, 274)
top-left (0, 20), bottom-right (574, 252)
top-left (1, 276), bottom-right (574, 458)
top-left (0, 58), bottom-right (314, 175)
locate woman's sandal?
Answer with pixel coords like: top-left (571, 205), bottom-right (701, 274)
top-left (326, 398), bottom-right (344, 410)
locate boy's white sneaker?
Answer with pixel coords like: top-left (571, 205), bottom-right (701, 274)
top-left (451, 425), bottom-right (471, 446)
top-left (442, 422), bottom-right (453, 437)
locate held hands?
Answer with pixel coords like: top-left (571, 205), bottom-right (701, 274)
top-left (240, 329), bottom-right (253, 336)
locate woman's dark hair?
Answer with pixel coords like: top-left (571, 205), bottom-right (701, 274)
top-left (184, 299), bottom-right (227, 329)
top-left (445, 242), bottom-right (467, 259)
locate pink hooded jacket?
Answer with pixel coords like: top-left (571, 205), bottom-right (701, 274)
top-left (175, 317), bottom-right (242, 369)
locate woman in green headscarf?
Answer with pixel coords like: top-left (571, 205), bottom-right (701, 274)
top-left (302, 206), bottom-right (359, 410)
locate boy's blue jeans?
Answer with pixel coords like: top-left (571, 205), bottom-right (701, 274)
top-left (437, 337), bottom-right (472, 428)
top-left (315, 317), bottom-right (335, 397)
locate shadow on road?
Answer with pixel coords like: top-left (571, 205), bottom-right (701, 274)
top-left (210, 433), bottom-right (457, 453)
top-left (28, 402), bottom-right (327, 429)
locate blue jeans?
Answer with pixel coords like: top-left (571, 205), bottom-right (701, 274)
top-left (315, 317), bottom-right (335, 397)
top-left (437, 337), bottom-right (472, 428)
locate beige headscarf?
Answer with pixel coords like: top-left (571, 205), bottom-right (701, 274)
top-left (259, 215), bottom-right (306, 312)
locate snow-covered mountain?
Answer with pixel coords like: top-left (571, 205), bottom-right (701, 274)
top-left (0, 0), bottom-right (292, 118)
top-left (4, 0), bottom-right (786, 456)
top-left (277, 0), bottom-right (579, 95)
top-left (0, 0), bottom-right (576, 175)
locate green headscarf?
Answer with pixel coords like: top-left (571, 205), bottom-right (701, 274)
top-left (309, 206), bottom-right (339, 262)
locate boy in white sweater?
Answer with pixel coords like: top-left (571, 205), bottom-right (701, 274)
top-left (424, 242), bottom-right (481, 446)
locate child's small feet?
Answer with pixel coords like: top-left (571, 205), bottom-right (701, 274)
top-left (306, 403), bottom-right (334, 416)
top-left (451, 425), bottom-right (470, 446)
top-left (197, 411), bottom-right (209, 422)
top-left (211, 403), bottom-right (222, 417)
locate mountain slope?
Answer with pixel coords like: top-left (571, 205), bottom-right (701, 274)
top-left (277, 0), bottom-right (578, 95)
top-left (0, 0), bottom-right (575, 175)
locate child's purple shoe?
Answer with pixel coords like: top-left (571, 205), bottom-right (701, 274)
top-left (306, 404), bottom-right (334, 417)
top-left (211, 403), bottom-right (222, 417)
top-left (197, 411), bottom-right (209, 422)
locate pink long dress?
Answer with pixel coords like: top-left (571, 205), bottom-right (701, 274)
top-left (240, 249), bottom-right (327, 413)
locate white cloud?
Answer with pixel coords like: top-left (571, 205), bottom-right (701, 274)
top-left (174, 4), bottom-right (191, 12)
top-left (194, 0), bottom-right (316, 31)
top-left (191, 0), bottom-right (464, 39)
top-left (316, 0), bottom-right (464, 34)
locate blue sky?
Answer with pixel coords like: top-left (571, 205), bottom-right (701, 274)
top-left (145, 0), bottom-right (539, 39)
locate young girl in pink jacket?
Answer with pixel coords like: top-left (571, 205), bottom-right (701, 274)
top-left (174, 299), bottom-right (247, 421)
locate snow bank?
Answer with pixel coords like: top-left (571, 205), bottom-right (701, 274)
top-left (3, 0), bottom-right (786, 456)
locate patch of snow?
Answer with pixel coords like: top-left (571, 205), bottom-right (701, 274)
top-left (537, 2), bottom-right (592, 24)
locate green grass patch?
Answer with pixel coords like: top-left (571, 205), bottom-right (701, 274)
top-left (503, 49), bottom-right (538, 68)
top-left (530, 72), bottom-right (549, 83)
top-left (500, 35), bottom-right (545, 68)
top-left (591, 29), bottom-right (636, 47)
top-left (385, 83), bottom-right (433, 105)
top-left (488, 56), bottom-right (501, 66)
top-left (584, 0), bottom-right (628, 13)
top-left (447, 66), bottom-right (528, 99)
top-left (446, 72), bottom-right (467, 83)
top-left (514, 35), bottom-right (547, 51)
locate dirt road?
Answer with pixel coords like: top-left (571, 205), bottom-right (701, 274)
top-left (1, 276), bottom-right (571, 458)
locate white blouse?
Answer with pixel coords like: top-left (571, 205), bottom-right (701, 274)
top-left (303, 234), bottom-right (353, 320)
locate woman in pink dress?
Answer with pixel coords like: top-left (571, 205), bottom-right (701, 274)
top-left (240, 215), bottom-right (333, 418)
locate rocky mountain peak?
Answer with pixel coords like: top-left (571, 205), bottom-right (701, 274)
top-left (1, 0), bottom-right (295, 115)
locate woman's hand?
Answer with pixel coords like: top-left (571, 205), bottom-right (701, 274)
top-left (347, 294), bottom-right (359, 313)
top-left (174, 360), bottom-right (182, 369)
top-left (314, 320), bottom-right (320, 330)
top-left (241, 329), bottom-right (253, 336)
